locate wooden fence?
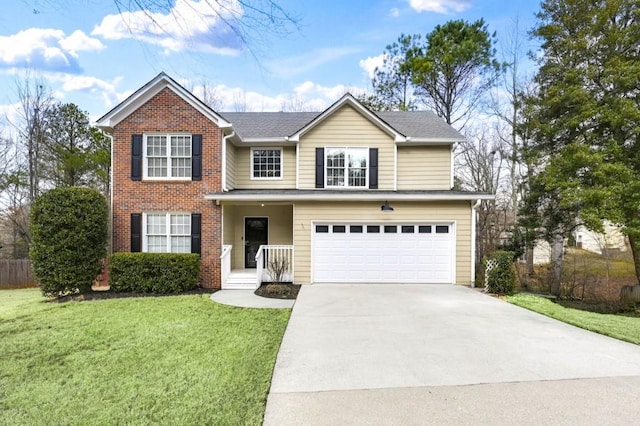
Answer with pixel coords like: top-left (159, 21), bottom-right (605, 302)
top-left (0, 259), bottom-right (38, 289)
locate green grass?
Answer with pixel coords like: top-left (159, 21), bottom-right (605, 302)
top-left (0, 289), bottom-right (290, 425)
top-left (507, 293), bottom-right (640, 345)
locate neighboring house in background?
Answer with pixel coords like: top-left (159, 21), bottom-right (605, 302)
top-left (574, 221), bottom-right (628, 255)
top-left (527, 222), bottom-right (629, 265)
top-left (97, 73), bottom-right (492, 289)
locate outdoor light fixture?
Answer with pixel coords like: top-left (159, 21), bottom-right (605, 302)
top-left (381, 201), bottom-right (394, 212)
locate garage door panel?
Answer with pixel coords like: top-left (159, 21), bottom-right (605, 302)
top-left (313, 223), bottom-right (453, 283)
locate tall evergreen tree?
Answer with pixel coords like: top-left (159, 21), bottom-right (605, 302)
top-left (525, 0), bottom-right (640, 287)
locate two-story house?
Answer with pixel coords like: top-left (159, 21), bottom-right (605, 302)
top-left (97, 73), bottom-right (492, 290)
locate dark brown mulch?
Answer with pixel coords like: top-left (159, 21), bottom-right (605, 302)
top-left (254, 283), bottom-right (300, 299)
top-left (50, 287), bottom-right (216, 303)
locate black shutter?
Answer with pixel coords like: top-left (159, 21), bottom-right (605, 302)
top-left (315, 147), bottom-right (324, 188)
top-left (369, 148), bottom-right (378, 189)
top-left (131, 135), bottom-right (143, 181)
top-left (191, 213), bottom-right (201, 255)
top-left (131, 213), bottom-right (142, 252)
top-left (192, 134), bottom-right (202, 181)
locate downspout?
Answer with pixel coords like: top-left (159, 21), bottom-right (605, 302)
top-left (106, 131), bottom-right (114, 255)
top-left (470, 199), bottom-right (481, 287)
top-left (221, 130), bottom-right (235, 192)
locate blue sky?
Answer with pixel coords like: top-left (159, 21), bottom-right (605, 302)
top-left (0, 0), bottom-right (541, 121)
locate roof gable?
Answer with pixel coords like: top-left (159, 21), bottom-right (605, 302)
top-left (96, 72), bottom-right (231, 131)
top-left (288, 93), bottom-right (406, 142)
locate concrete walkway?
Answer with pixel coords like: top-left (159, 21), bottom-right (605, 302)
top-left (264, 284), bottom-right (640, 425)
top-left (210, 290), bottom-right (295, 309)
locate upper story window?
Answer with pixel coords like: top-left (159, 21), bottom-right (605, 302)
top-left (144, 134), bottom-right (192, 179)
top-left (144, 213), bottom-right (191, 253)
top-left (326, 147), bottom-right (368, 188)
top-left (252, 148), bottom-right (282, 179)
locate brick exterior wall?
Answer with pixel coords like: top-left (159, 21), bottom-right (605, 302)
top-left (111, 87), bottom-right (222, 288)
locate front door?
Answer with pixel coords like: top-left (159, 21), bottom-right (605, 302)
top-left (245, 217), bottom-right (268, 268)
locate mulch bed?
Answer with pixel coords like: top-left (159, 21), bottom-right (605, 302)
top-left (254, 283), bottom-right (300, 299)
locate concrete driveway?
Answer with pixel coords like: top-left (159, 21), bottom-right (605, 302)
top-left (264, 284), bottom-right (640, 425)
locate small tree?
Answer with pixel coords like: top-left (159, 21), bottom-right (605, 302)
top-left (30, 187), bottom-right (107, 297)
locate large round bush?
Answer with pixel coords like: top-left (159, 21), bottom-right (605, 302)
top-left (30, 187), bottom-right (108, 297)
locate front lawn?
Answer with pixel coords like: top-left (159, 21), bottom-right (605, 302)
top-left (507, 293), bottom-right (640, 345)
top-left (0, 289), bottom-right (290, 425)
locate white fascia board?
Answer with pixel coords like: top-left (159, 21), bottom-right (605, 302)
top-left (236, 137), bottom-right (298, 145)
top-left (206, 192), bottom-right (495, 202)
top-left (290, 94), bottom-right (403, 141)
top-left (96, 74), bottom-right (232, 130)
top-left (396, 138), bottom-right (463, 145)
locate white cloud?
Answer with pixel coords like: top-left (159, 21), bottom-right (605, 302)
top-left (92, 0), bottom-right (244, 55)
top-left (389, 8), bottom-right (401, 18)
top-left (359, 54), bottom-right (386, 80)
top-left (188, 81), bottom-right (365, 112)
top-left (0, 28), bottom-right (103, 73)
top-left (44, 73), bottom-right (129, 108)
top-left (59, 30), bottom-right (105, 54)
top-left (407, 0), bottom-right (472, 14)
top-left (268, 47), bottom-right (361, 78)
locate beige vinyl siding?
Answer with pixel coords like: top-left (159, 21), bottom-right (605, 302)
top-left (293, 201), bottom-right (472, 285)
top-left (226, 141), bottom-right (236, 189)
top-left (397, 145), bottom-right (452, 190)
top-left (226, 205), bottom-right (293, 269)
top-left (235, 146), bottom-right (296, 189)
top-left (222, 205), bottom-right (236, 267)
top-left (298, 105), bottom-right (395, 190)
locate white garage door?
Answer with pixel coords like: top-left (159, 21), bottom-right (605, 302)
top-left (312, 223), bottom-right (454, 283)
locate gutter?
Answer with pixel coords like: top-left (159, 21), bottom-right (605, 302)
top-left (206, 192), bottom-right (494, 202)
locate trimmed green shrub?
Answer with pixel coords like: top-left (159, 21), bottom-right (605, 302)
top-left (109, 253), bottom-right (200, 294)
top-left (30, 187), bottom-right (108, 297)
top-left (486, 251), bottom-right (516, 294)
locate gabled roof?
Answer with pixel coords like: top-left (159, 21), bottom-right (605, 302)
top-left (220, 100), bottom-right (465, 144)
top-left (96, 72), bottom-right (232, 131)
top-left (287, 93), bottom-right (405, 142)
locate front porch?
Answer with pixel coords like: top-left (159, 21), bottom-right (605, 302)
top-left (220, 204), bottom-right (294, 289)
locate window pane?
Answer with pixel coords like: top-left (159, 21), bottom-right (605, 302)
top-left (333, 225), bottom-right (346, 233)
top-left (326, 149), bottom-right (345, 187)
top-left (401, 225), bottom-right (414, 233)
top-left (348, 168), bottom-right (367, 187)
top-left (171, 236), bottom-right (191, 253)
top-left (170, 136), bottom-right (191, 157)
top-left (147, 158), bottom-right (167, 177)
top-left (146, 214), bottom-right (166, 235)
top-left (316, 225), bottom-right (329, 233)
top-left (419, 225), bottom-right (432, 234)
top-left (146, 136), bottom-right (166, 156)
top-left (367, 225), bottom-right (380, 233)
top-left (147, 236), bottom-right (167, 253)
top-left (170, 214), bottom-right (190, 235)
top-left (384, 225), bottom-right (397, 233)
top-left (350, 225), bottom-right (363, 233)
top-left (253, 149), bottom-right (281, 178)
top-left (436, 225), bottom-right (449, 234)
top-left (171, 158), bottom-right (191, 177)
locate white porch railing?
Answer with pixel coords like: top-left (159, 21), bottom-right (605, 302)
top-left (220, 245), bottom-right (232, 286)
top-left (255, 245), bottom-right (294, 288)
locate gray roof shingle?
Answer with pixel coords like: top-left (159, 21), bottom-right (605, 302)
top-left (219, 109), bottom-right (463, 141)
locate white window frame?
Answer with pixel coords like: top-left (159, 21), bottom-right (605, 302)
top-left (251, 147), bottom-right (283, 180)
top-left (325, 147), bottom-right (369, 189)
top-left (142, 213), bottom-right (191, 253)
top-left (143, 133), bottom-right (192, 180)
